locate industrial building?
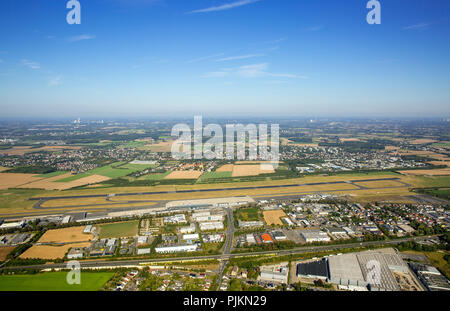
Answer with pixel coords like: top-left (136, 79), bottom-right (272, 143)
top-left (179, 224), bottom-right (196, 234)
top-left (297, 259), bottom-right (329, 280)
top-left (238, 220), bottom-right (264, 228)
top-left (299, 229), bottom-right (331, 243)
top-left (155, 244), bottom-right (198, 253)
top-left (258, 263), bottom-right (289, 284)
top-left (199, 221), bottom-right (224, 231)
top-left (182, 233), bottom-right (200, 240)
top-left (163, 214), bottom-right (187, 224)
top-left (67, 247), bottom-right (84, 259)
top-left (409, 262), bottom-right (450, 291)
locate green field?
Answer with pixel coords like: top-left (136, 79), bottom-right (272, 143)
top-left (37, 171), bottom-right (68, 179)
top-left (415, 176), bottom-right (450, 188)
top-left (199, 171), bottom-right (233, 180)
top-left (0, 272), bottom-right (114, 291)
top-left (138, 171), bottom-right (171, 181)
top-left (120, 141), bottom-right (147, 148)
top-left (55, 162), bottom-right (151, 182)
top-left (235, 207), bottom-right (260, 221)
top-left (431, 142), bottom-right (450, 148)
top-left (98, 220), bottom-right (139, 238)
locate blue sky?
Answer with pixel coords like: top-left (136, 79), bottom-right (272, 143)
top-left (0, 0), bottom-right (449, 118)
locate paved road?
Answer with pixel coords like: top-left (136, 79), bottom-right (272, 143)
top-left (216, 208), bottom-right (235, 286)
top-left (1, 235), bottom-right (438, 271)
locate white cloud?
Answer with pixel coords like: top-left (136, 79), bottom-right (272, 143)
top-left (187, 0), bottom-right (261, 14)
top-left (187, 53), bottom-right (225, 63)
top-left (48, 75), bottom-right (62, 87)
top-left (203, 63), bottom-right (306, 80)
top-left (216, 54), bottom-right (264, 62)
top-left (21, 59), bottom-right (40, 70)
top-left (202, 71), bottom-right (230, 78)
top-left (403, 23), bottom-right (430, 30)
top-left (68, 34), bottom-right (96, 42)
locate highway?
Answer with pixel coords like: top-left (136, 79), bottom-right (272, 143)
top-left (1, 235), bottom-right (438, 271)
top-left (216, 208), bottom-right (235, 285)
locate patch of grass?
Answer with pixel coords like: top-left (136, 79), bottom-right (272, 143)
top-left (120, 141), bottom-right (146, 148)
top-left (138, 172), bottom-right (171, 181)
top-left (55, 162), bottom-right (147, 182)
top-left (36, 171), bottom-right (68, 179)
top-left (0, 272), bottom-right (114, 291)
top-left (235, 207), bottom-right (260, 221)
top-left (199, 171), bottom-right (233, 180)
top-left (414, 176), bottom-right (450, 188)
top-left (431, 142), bottom-right (450, 148)
top-left (98, 221), bottom-right (139, 239)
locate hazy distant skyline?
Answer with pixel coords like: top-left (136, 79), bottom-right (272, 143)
top-left (0, 0), bottom-right (449, 118)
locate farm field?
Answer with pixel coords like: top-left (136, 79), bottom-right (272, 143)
top-left (138, 172), bottom-right (171, 180)
top-left (0, 145), bottom-right (81, 156)
top-left (0, 272), bottom-right (114, 291)
top-left (98, 221), bottom-right (139, 239)
top-left (398, 168), bottom-right (450, 176)
top-left (138, 140), bottom-right (173, 152)
top-left (36, 171), bottom-right (69, 179)
top-left (0, 173), bottom-right (40, 190)
top-left (164, 171), bottom-right (203, 179)
top-left (263, 210), bottom-right (286, 225)
top-left (0, 246), bottom-right (15, 261)
top-left (38, 227), bottom-right (93, 243)
top-left (231, 164), bottom-right (275, 177)
top-left (216, 164), bottom-right (234, 172)
top-left (408, 139), bottom-right (438, 145)
top-left (199, 171), bottom-right (233, 180)
top-left (20, 242), bottom-right (91, 260)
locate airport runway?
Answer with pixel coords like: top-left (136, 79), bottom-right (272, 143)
top-left (30, 177), bottom-right (408, 205)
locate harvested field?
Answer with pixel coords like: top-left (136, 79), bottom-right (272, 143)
top-left (38, 227), bottom-right (93, 243)
top-left (428, 161), bottom-right (450, 167)
top-left (20, 242), bottom-right (91, 260)
top-left (385, 146), bottom-right (400, 151)
top-left (0, 173), bottom-right (40, 190)
top-left (232, 164), bottom-right (275, 177)
top-left (139, 140), bottom-right (173, 152)
top-left (409, 139), bottom-right (438, 145)
top-left (216, 164), bottom-right (234, 172)
top-left (340, 138), bottom-right (361, 142)
top-left (17, 173), bottom-right (72, 190)
top-left (0, 146), bottom-right (81, 156)
top-left (398, 150), bottom-right (448, 160)
top-left (263, 210), bottom-right (286, 226)
top-left (0, 246), bottom-right (15, 261)
top-left (397, 168), bottom-right (450, 176)
top-left (52, 175), bottom-right (110, 190)
top-left (164, 171), bottom-right (203, 179)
